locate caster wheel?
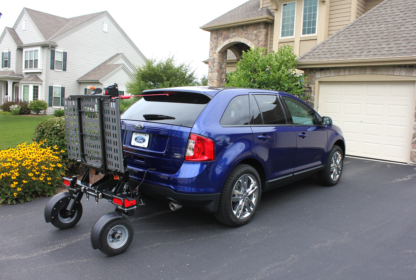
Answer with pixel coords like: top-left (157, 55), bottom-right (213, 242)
top-left (94, 217), bottom-right (134, 256)
top-left (51, 199), bottom-right (83, 230)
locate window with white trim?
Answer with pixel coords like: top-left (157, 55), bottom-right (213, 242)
top-left (302, 0), bottom-right (318, 35)
top-left (55, 50), bottom-right (63, 70)
top-left (281, 2), bottom-right (296, 38)
top-left (24, 49), bottom-right (39, 69)
top-left (23, 85), bottom-right (30, 102)
top-left (103, 22), bottom-right (108, 32)
top-left (53, 86), bottom-right (61, 107)
top-left (2, 51), bottom-right (9, 68)
top-left (33, 86), bottom-right (39, 100)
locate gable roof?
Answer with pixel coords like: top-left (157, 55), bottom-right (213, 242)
top-left (20, 75), bottom-right (43, 83)
top-left (5, 27), bottom-right (23, 45)
top-left (201, 0), bottom-right (274, 30)
top-left (0, 70), bottom-right (23, 79)
top-left (24, 8), bottom-right (106, 41)
top-left (77, 53), bottom-right (123, 82)
top-left (298, 0), bottom-right (416, 65)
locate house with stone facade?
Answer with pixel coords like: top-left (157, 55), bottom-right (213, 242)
top-left (201, 0), bottom-right (415, 164)
top-left (0, 8), bottom-right (146, 114)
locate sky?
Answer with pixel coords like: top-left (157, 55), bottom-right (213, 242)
top-left (0, 0), bottom-right (248, 80)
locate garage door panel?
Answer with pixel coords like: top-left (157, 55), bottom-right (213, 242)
top-left (386, 124), bottom-right (408, 139)
top-left (344, 103), bottom-right (361, 115)
top-left (323, 102), bottom-right (340, 114)
top-left (319, 81), bottom-right (414, 163)
top-left (365, 104), bottom-right (384, 116)
top-left (362, 142), bottom-right (380, 156)
top-left (366, 84), bottom-right (385, 97)
top-left (388, 104), bottom-right (411, 119)
top-left (363, 123), bottom-right (382, 137)
top-left (385, 144), bottom-right (407, 160)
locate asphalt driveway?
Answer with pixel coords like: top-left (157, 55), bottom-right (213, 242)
top-left (1, 158), bottom-right (415, 280)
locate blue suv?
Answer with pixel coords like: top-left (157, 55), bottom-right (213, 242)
top-left (121, 86), bottom-right (345, 227)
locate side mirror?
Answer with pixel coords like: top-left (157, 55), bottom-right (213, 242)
top-left (322, 116), bottom-right (332, 125)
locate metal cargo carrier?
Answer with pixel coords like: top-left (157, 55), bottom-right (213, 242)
top-left (44, 85), bottom-right (147, 256)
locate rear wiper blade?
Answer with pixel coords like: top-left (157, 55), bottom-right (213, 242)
top-left (143, 114), bottom-right (175, 120)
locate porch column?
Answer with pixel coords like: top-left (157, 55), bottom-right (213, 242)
top-left (7, 80), bottom-right (13, 102)
top-left (0, 82), bottom-right (5, 105)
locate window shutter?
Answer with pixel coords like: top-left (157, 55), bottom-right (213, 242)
top-left (61, 87), bottom-right (65, 106)
top-left (48, 86), bottom-right (53, 107)
top-left (84, 88), bottom-right (87, 95)
top-left (8, 52), bottom-right (11, 68)
top-left (63, 52), bottom-right (67, 71)
top-left (50, 50), bottom-right (55, 70)
top-left (1, 53), bottom-right (3, 68)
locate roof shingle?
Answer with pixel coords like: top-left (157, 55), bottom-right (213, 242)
top-left (24, 8), bottom-right (105, 41)
top-left (77, 54), bottom-right (122, 82)
top-left (6, 27), bottom-right (23, 46)
top-left (298, 0), bottom-right (416, 63)
top-left (202, 0), bottom-right (273, 28)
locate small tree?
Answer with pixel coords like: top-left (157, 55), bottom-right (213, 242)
top-left (28, 100), bottom-right (48, 115)
top-left (126, 56), bottom-right (199, 95)
top-left (226, 46), bottom-right (306, 99)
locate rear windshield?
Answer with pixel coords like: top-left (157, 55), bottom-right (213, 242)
top-left (121, 91), bottom-right (211, 127)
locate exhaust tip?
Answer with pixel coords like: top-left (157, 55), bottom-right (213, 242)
top-left (169, 202), bottom-right (182, 211)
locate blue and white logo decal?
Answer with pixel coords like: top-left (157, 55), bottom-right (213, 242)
top-left (134, 136), bottom-right (146, 144)
top-left (134, 122), bottom-right (145, 130)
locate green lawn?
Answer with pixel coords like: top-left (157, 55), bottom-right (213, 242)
top-left (0, 112), bottom-right (54, 150)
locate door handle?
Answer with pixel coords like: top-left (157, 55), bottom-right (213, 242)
top-left (298, 132), bottom-right (308, 138)
top-left (258, 134), bottom-right (271, 140)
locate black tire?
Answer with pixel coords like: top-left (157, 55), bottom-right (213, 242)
top-left (318, 145), bottom-right (344, 186)
top-left (215, 164), bottom-right (261, 227)
top-left (98, 218), bottom-right (134, 256)
top-left (51, 200), bottom-right (83, 230)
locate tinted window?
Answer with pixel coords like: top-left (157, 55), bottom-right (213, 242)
top-left (221, 95), bottom-right (250, 126)
top-left (254, 95), bottom-right (286, 125)
top-left (282, 97), bottom-right (318, 125)
top-left (249, 94), bottom-right (263, 125)
top-left (121, 92), bottom-right (210, 127)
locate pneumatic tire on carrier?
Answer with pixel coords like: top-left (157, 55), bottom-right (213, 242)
top-left (318, 145), bottom-right (344, 186)
top-left (51, 200), bottom-right (83, 230)
top-left (96, 218), bottom-right (134, 256)
top-left (215, 164), bottom-right (261, 227)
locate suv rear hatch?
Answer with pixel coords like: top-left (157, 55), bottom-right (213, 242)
top-left (121, 91), bottom-right (211, 173)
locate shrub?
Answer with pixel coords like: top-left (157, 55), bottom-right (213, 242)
top-left (1, 102), bottom-right (17, 112)
top-left (29, 100), bottom-right (48, 115)
top-left (19, 102), bottom-right (31, 115)
top-left (120, 97), bottom-right (139, 114)
top-left (10, 105), bottom-right (21, 115)
top-left (0, 141), bottom-right (65, 204)
top-left (54, 108), bottom-right (65, 117)
top-left (33, 117), bottom-right (78, 170)
top-left (226, 46), bottom-right (306, 99)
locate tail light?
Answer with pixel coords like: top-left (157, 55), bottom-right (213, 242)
top-left (112, 198), bottom-right (123, 206)
top-left (185, 133), bottom-right (215, 161)
top-left (105, 91), bottom-right (108, 95)
top-left (63, 179), bottom-right (70, 187)
top-left (112, 197), bottom-right (136, 207)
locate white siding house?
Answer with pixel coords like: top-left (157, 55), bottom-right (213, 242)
top-left (0, 8), bottom-right (146, 114)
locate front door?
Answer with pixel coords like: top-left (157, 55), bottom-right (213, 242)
top-left (250, 94), bottom-right (296, 181)
top-left (14, 85), bottom-right (19, 102)
top-left (281, 96), bottom-right (327, 172)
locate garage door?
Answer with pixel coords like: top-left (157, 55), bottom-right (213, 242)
top-left (319, 81), bottom-right (415, 163)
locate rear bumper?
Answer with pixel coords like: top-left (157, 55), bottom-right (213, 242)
top-left (130, 179), bottom-right (220, 213)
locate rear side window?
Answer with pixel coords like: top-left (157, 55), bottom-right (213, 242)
top-left (121, 92), bottom-right (211, 127)
top-left (282, 97), bottom-right (318, 125)
top-left (249, 95), bottom-right (263, 125)
top-left (220, 95), bottom-right (249, 126)
top-left (254, 95), bottom-right (286, 125)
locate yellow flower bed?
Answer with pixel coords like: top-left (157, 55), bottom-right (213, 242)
top-left (0, 141), bottom-right (65, 204)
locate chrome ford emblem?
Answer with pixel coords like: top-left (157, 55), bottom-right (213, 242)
top-left (134, 122), bottom-right (145, 130)
top-left (134, 136), bottom-right (146, 144)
